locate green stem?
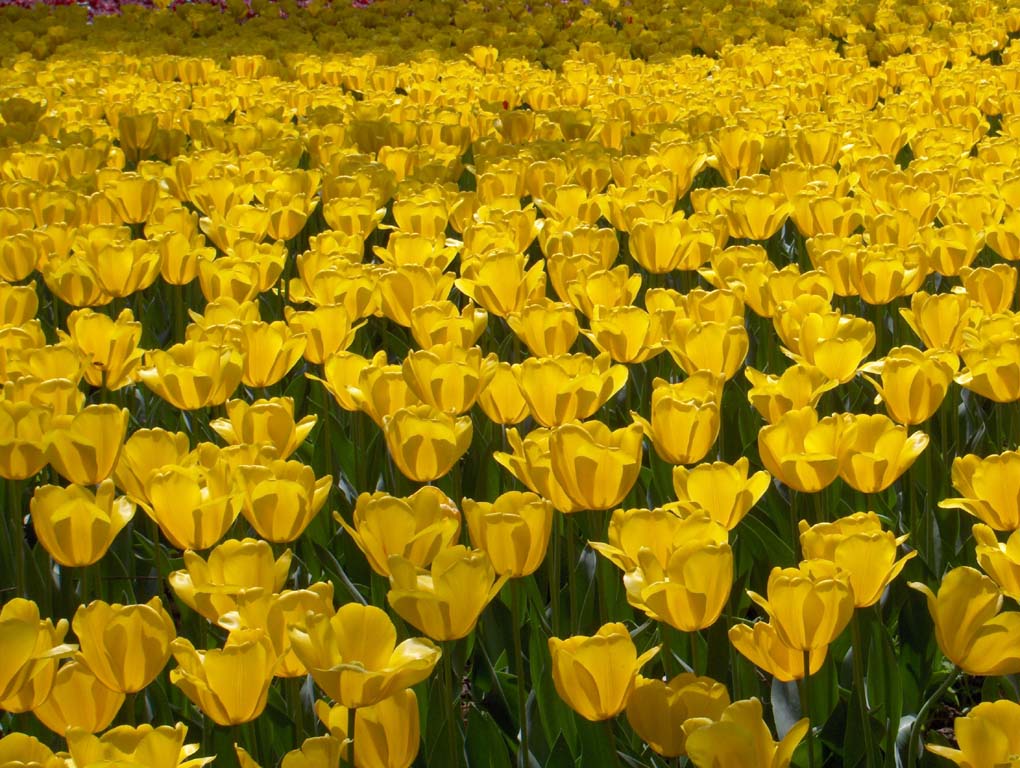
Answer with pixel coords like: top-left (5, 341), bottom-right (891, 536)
top-left (660, 623), bottom-right (674, 678)
top-left (347, 706), bottom-right (357, 768)
top-left (511, 581), bottom-right (530, 768)
top-left (566, 518), bottom-right (578, 633)
top-left (800, 650), bottom-right (816, 768)
top-left (604, 719), bottom-right (622, 768)
top-left (287, 677), bottom-right (305, 745)
top-left (907, 667), bottom-right (960, 768)
top-left (689, 630), bottom-right (700, 676)
top-left (124, 691), bottom-right (136, 726)
top-left (443, 644), bottom-right (460, 768)
top-left (851, 612), bottom-right (876, 768)
top-left (8, 479), bottom-right (25, 598)
top-left (549, 514), bottom-right (561, 637)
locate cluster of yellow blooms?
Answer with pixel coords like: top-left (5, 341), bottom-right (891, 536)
top-left (4, 0), bottom-right (1020, 765)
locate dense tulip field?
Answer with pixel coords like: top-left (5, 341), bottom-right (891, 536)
top-left (2, 0), bottom-right (1020, 765)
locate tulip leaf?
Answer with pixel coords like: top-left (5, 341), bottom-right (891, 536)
top-left (528, 623), bottom-right (577, 755)
top-left (466, 705), bottom-right (514, 768)
top-left (543, 734), bottom-right (574, 768)
top-left (770, 677), bottom-right (802, 737)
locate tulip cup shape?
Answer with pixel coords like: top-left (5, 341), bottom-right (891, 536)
top-left (757, 406), bottom-right (842, 493)
top-left (926, 699), bottom-right (1020, 766)
top-left (463, 491), bottom-right (554, 577)
top-left (625, 673), bottom-right (731, 757)
top-left (939, 450), bottom-right (1020, 531)
top-left (30, 479), bottom-right (136, 567)
top-left (548, 622), bottom-right (659, 721)
top-left (381, 405), bottom-right (472, 483)
top-left (836, 413), bottom-right (929, 493)
top-left (288, 603), bottom-right (441, 708)
top-left (72, 597), bottom-right (176, 694)
top-left (909, 566), bottom-right (1020, 676)
top-left (387, 545), bottom-right (508, 641)
top-left (973, 524), bottom-right (1020, 600)
top-left (549, 419), bottom-right (645, 511)
top-left (65, 723), bottom-right (211, 768)
top-left (315, 690), bottom-right (421, 768)
top-left (32, 661), bottom-right (124, 735)
top-left (684, 697), bottom-right (808, 768)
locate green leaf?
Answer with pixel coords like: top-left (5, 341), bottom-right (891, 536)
top-left (466, 706), bottom-right (514, 768)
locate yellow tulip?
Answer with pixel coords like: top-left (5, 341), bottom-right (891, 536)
top-left (210, 397), bottom-right (317, 460)
top-left (377, 265), bottom-right (455, 328)
top-left (0, 401), bottom-right (51, 480)
top-left (672, 458), bottom-right (771, 530)
top-left (625, 673), bottom-right (730, 757)
top-left (339, 487), bottom-right (459, 578)
top-left (30, 479), bottom-right (135, 567)
top-left (277, 736), bottom-right (342, 768)
top-left (139, 340), bottom-right (244, 411)
top-left (836, 413), bottom-right (929, 493)
top-left (454, 250), bottom-right (545, 318)
top-left (112, 428), bottom-right (191, 508)
top-left (347, 357), bottom-right (422, 427)
top-left (289, 603), bottom-right (441, 708)
top-left (170, 629), bottom-right (278, 726)
top-left (564, 265), bottom-right (641, 320)
top-left (899, 291), bottom-right (980, 352)
top-left (668, 318), bottom-right (749, 381)
top-left (909, 567), bottom-right (1020, 675)
top-left (858, 346), bottom-right (958, 425)
top-left (799, 512), bottom-right (916, 607)
top-left (65, 723), bottom-right (210, 768)
top-left (585, 305), bottom-right (672, 364)
top-left (494, 426), bottom-right (584, 513)
top-left (236, 459), bottom-right (331, 543)
top-left (729, 621), bottom-right (828, 682)
top-left (72, 597), bottom-right (176, 694)
top-left (758, 407), bottom-right (842, 493)
top-left (549, 420), bottom-right (644, 511)
top-left (745, 364), bottom-right (837, 424)
top-left (409, 301), bottom-right (488, 349)
top-left (401, 343), bottom-right (496, 415)
top-left (939, 450), bottom-right (1020, 530)
top-left (387, 545), bottom-right (508, 641)
top-left (926, 699), bottom-right (1020, 767)
top-left (65, 308), bottom-right (143, 390)
top-left (958, 264), bottom-right (1017, 315)
top-left (548, 622), bottom-right (659, 721)
top-left (0, 733), bottom-right (61, 767)
top-left (463, 491), bottom-right (554, 577)
top-left (382, 405), bottom-right (472, 483)
top-left (32, 661), bottom-right (124, 736)
top-left (633, 374), bottom-right (722, 466)
top-left (143, 462), bottom-right (243, 551)
top-left (476, 361), bottom-right (530, 425)
top-left (506, 300), bottom-right (579, 356)
top-left (169, 538), bottom-right (291, 622)
top-left (513, 353), bottom-right (627, 428)
top-left (315, 689), bottom-right (421, 768)
top-left (590, 507), bottom-right (694, 574)
top-left (0, 599), bottom-right (74, 705)
top-left (973, 524), bottom-right (1020, 601)
top-left (45, 404), bottom-right (129, 486)
top-left (747, 560), bottom-right (854, 651)
top-left (238, 321), bottom-right (307, 388)
top-left (684, 698), bottom-right (808, 768)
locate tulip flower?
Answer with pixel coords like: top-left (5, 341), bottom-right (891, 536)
top-left (623, 513), bottom-right (733, 631)
top-left (799, 512), bottom-right (916, 607)
top-left (45, 404), bottom-right (129, 486)
top-left (285, 305), bottom-right (361, 365)
top-left (858, 346), bottom-right (958, 425)
top-left (0, 401), bottom-right (50, 480)
top-left (401, 343), bottom-right (496, 415)
top-left (513, 353), bottom-right (627, 428)
top-left (113, 428), bottom-right (191, 508)
top-left (506, 300), bottom-right (579, 356)
top-left (729, 620), bottom-right (828, 682)
top-left (275, 736), bottom-right (342, 768)
top-left (65, 308), bottom-right (143, 390)
top-left (747, 560), bottom-right (854, 651)
top-left (494, 426), bottom-right (584, 514)
top-left (65, 723), bottom-right (210, 768)
top-left (387, 545), bottom-right (508, 641)
top-left (909, 567), bottom-right (1020, 675)
top-left (758, 407), bottom-right (842, 493)
top-left (956, 335), bottom-right (1020, 403)
top-left (236, 459), bottom-right (330, 542)
top-left (382, 405), bottom-right (472, 483)
top-left (170, 629), bottom-right (278, 725)
top-left (377, 265), bottom-right (455, 327)
top-left (926, 699), bottom-right (1020, 766)
top-left (315, 690), bottom-right (421, 768)
top-left (668, 318), bottom-right (749, 381)
top-left (72, 597), bottom-right (176, 694)
top-left (0, 599), bottom-right (74, 710)
top-left (672, 458), bottom-right (771, 530)
top-left (958, 264), bottom-right (1017, 315)
top-left (590, 507), bottom-right (695, 574)
top-left (835, 413), bottom-right (929, 493)
top-left (476, 361), bottom-right (530, 425)
top-left (210, 397), bottom-right (316, 460)
top-left (973, 524), bottom-right (1020, 601)
top-left (217, 583), bottom-right (335, 679)
top-left (346, 358), bottom-right (424, 428)
top-left (782, 311), bottom-right (876, 385)
top-left (454, 250), bottom-right (545, 317)
top-left (584, 305), bottom-right (672, 364)
top-left (549, 420), bottom-right (645, 511)
top-left (625, 673), bottom-right (730, 757)
top-left (564, 265), bottom-right (642, 319)
top-left (548, 622), bottom-right (659, 721)
top-left (237, 321), bottom-right (307, 388)
top-left (684, 698), bottom-right (808, 768)
top-left (939, 450), bottom-right (1020, 530)
top-left (463, 491), bottom-right (554, 577)
top-left (289, 603), bottom-right (441, 708)
top-left (143, 462), bottom-right (244, 551)
top-left (633, 373), bottom-right (722, 466)
top-left (32, 661), bottom-right (124, 735)
top-left (139, 340), bottom-right (244, 410)
top-left (0, 733), bottom-right (61, 767)
top-left (899, 291), bottom-right (980, 353)
top-left (410, 301), bottom-right (488, 349)
top-left (30, 479), bottom-right (135, 567)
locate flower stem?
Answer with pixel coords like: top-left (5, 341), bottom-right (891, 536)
top-left (851, 612), bottom-right (876, 768)
top-left (800, 650), bottom-right (815, 768)
top-left (347, 707), bottom-right (356, 768)
top-left (511, 580), bottom-right (530, 768)
top-left (907, 666), bottom-right (959, 768)
top-left (604, 718), bottom-right (622, 768)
